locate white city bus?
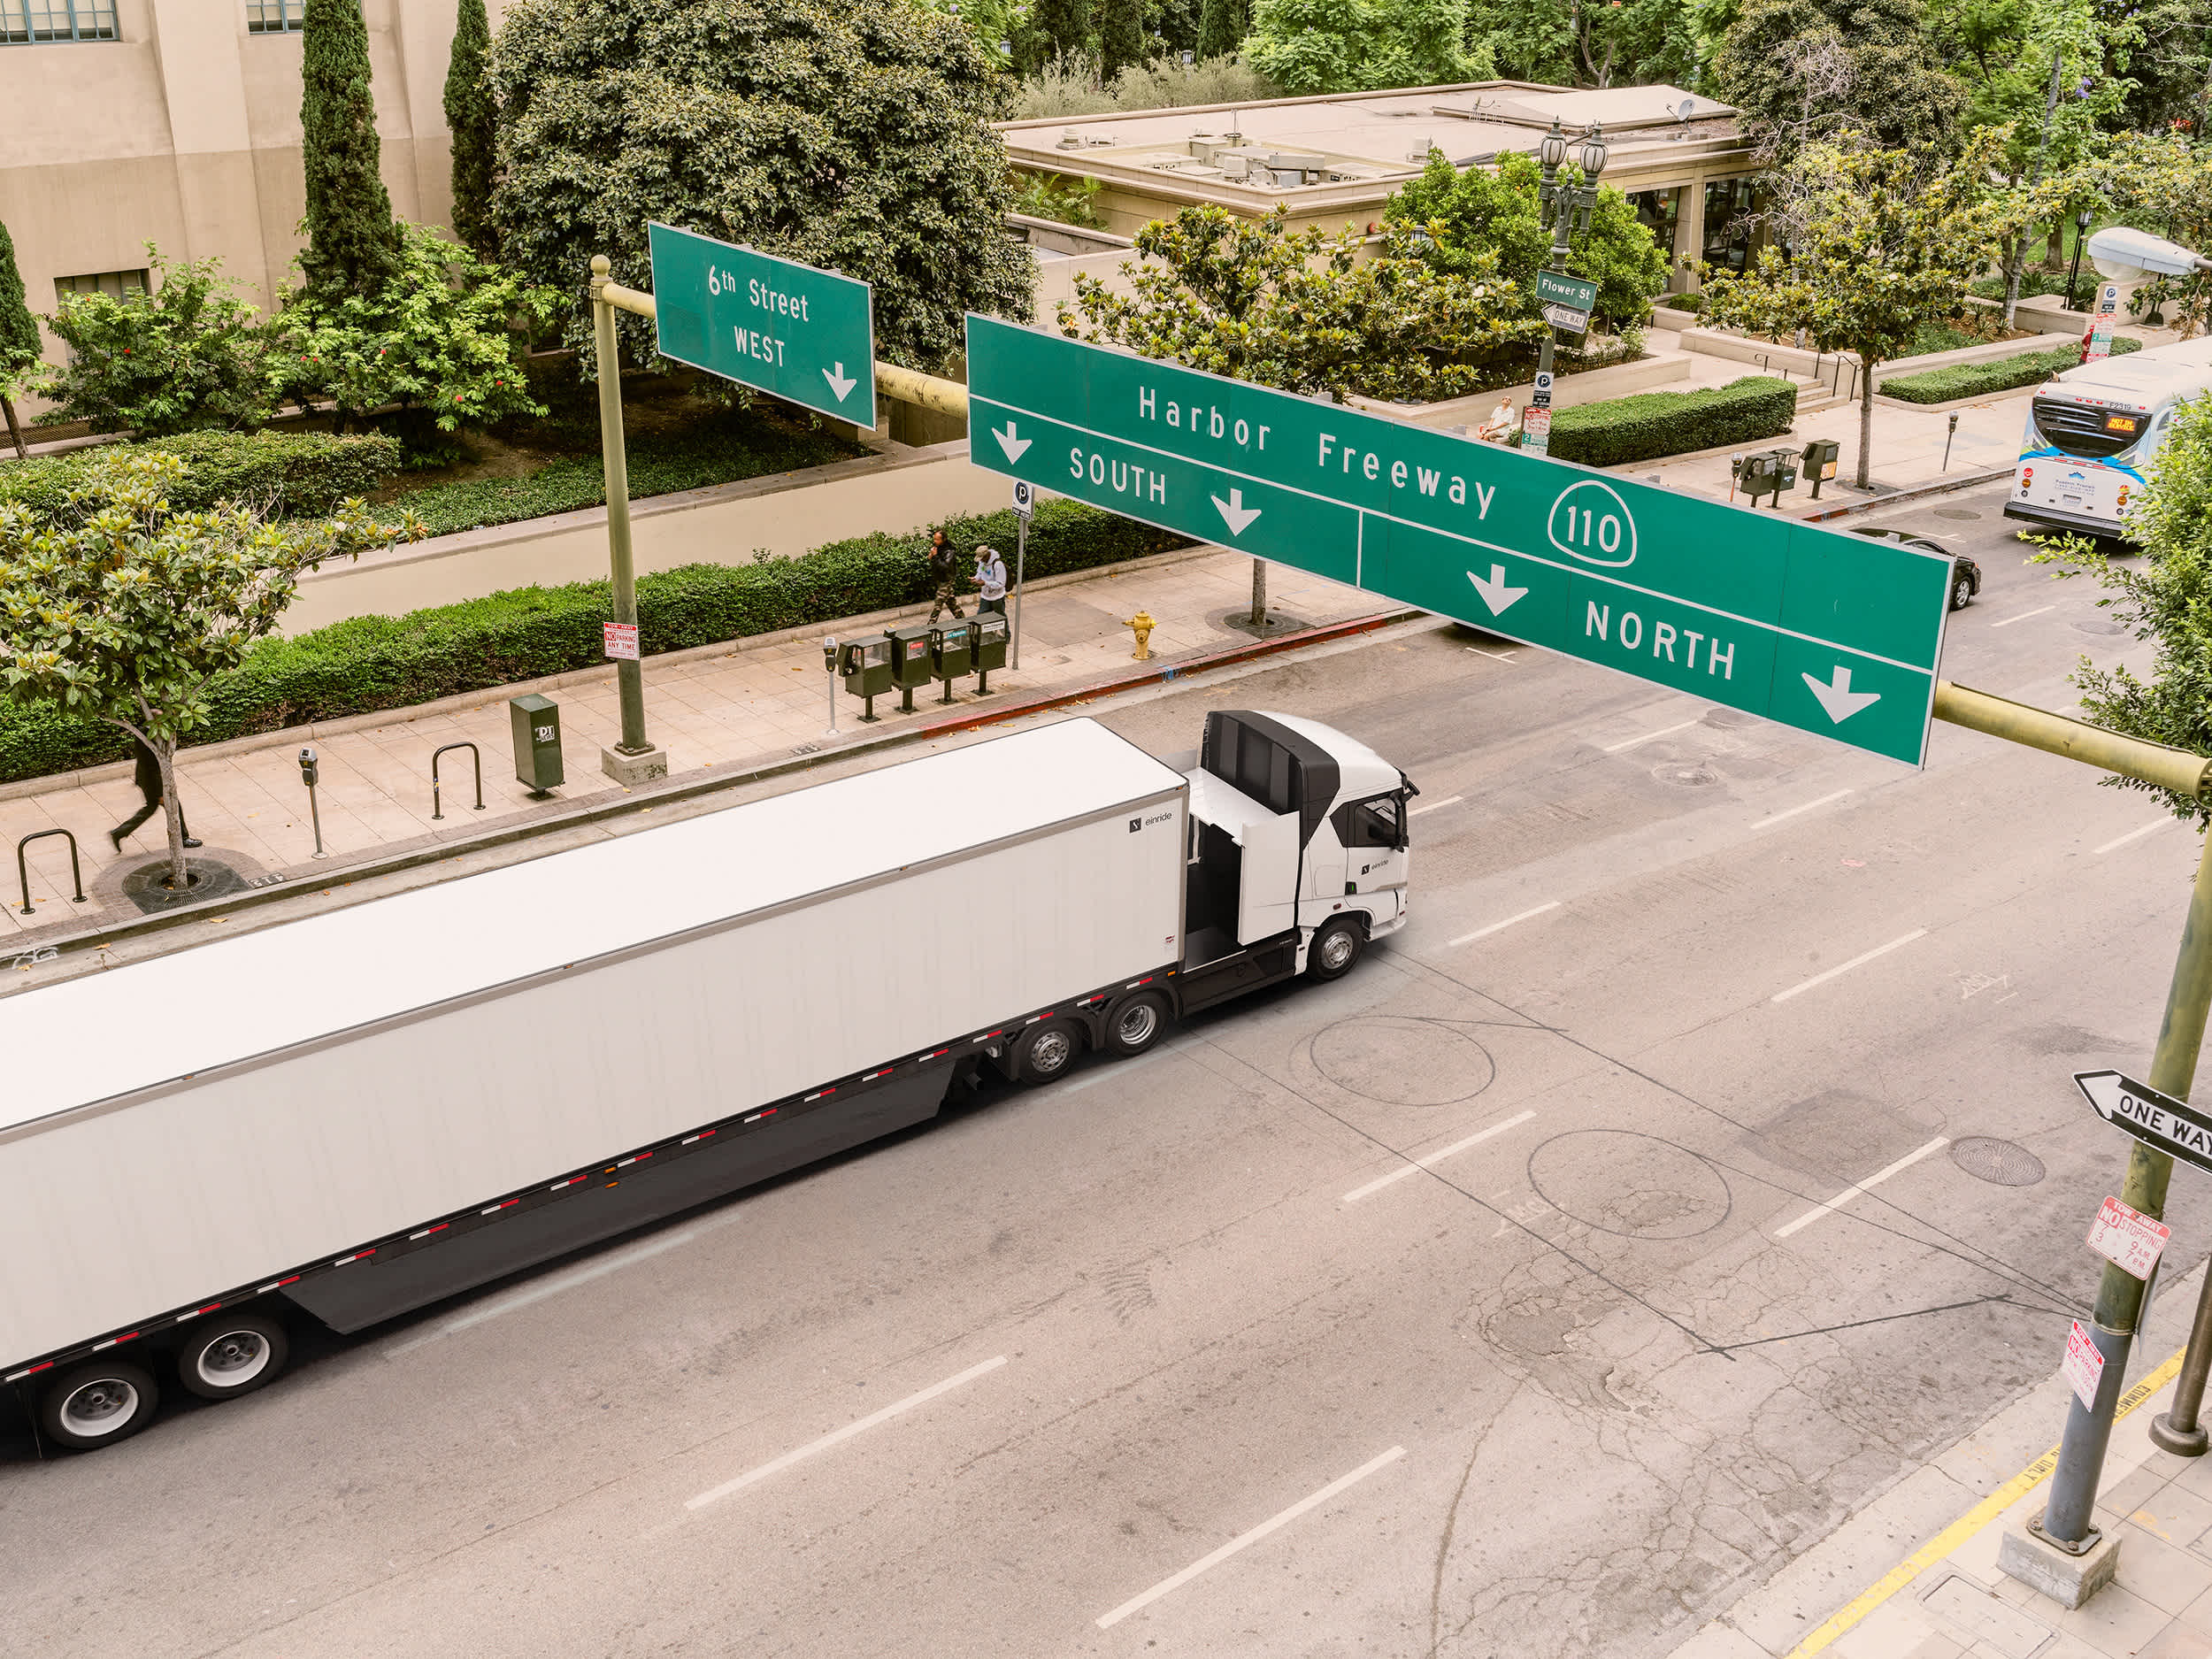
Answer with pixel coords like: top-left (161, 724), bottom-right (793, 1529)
top-left (2006, 335), bottom-right (2212, 542)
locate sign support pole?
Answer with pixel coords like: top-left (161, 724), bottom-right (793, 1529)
top-left (588, 255), bottom-right (666, 786)
top-left (1013, 512), bottom-right (1026, 672)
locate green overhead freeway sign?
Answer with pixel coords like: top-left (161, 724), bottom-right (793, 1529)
top-left (647, 222), bottom-right (876, 426)
top-left (965, 314), bottom-right (1952, 764)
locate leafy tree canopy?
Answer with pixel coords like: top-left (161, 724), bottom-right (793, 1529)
top-left (490, 0), bottom-right (1035, 375)
top-left (1466, 0), bottom-right (1699, 89)
top-left (1712, 0), bottom-right (1966, 153)
top-left (1246, 0), bottom-right (1485, 96)
top-left (300, 0), bottom-right (401, 296)
top-left (1386, 150), bottom-right (1671, 338)
top-left (444, 0), bottom-right (499, 263)
top-left (0, 216), bottom-right (39, 459)
top-left (2098, 131), bottom-right (2212, 337)
top-left (28, 248), bottom-right (272, 438)
top-left (0, 451), bottom-right (420, 884)
top-left (1056, 204), bottom-right (1545, 401)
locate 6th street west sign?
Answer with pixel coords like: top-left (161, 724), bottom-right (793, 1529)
top-left (967, 315), bottom-right (1952, 764)
top-left (648, 223), bottom-right (876, 426)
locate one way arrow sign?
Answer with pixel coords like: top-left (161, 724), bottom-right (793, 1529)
top-left (2076, 1069), bottom-right (2212, 1175)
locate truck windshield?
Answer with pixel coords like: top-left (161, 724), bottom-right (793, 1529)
top-left (2032, 396), bottom-right (2145, 460)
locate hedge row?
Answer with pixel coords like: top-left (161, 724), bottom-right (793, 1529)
top-left (0, 429), bottom-right (403, 518)
top-left (1546, 375), bottom-right (1797, 466)
top-left (1878, 334), bottom-right (2142, 404)
top-left (0, 498), bottom-right (1187, 784)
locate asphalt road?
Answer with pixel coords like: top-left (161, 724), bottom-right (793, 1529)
top-left (4, 479), bottom-right (2197, 1658)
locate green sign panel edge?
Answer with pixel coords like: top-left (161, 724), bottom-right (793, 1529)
top-left (646, 222), bottom-right (876, 426)
top-left (965, 314), bottom-right (1951, 765)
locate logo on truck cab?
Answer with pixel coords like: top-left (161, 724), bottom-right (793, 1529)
top-left (1132, 811), bottom-right (1173, 832)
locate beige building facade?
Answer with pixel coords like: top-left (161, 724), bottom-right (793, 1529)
top-left (1, 0), bottom-right (495, 378)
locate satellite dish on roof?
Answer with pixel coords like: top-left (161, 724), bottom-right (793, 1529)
top-left (1670, 97), bottom-right (1697, 138)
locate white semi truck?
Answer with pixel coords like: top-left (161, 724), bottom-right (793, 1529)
top-left (0, 711), bottom-right (1413, 1451)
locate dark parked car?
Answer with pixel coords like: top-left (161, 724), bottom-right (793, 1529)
top-left (1849, 525), bottom-right (1982, 611)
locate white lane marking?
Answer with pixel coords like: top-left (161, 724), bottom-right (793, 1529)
top-left (1448, 902), bottom-right (1561, 948)
top-left (1748, 787), bottom-right (1853, 831)
top-left (1773, 1137), bottom-right (1950, 1238)
top-left (2097, 818), bottom-right (2177, 856)
top-left (1056, 1038), bottom-right (1193, 1098)
top-left (1342, 1110), bottom-right (1538, 1203)
top-left (384, 1225), bottom-right (705, 1356)
top-left (1770, 929), bottom-right (1927, 1003)
top-left (1602, 718), bottom-right (1702, 753)
top-left (1464, 646), bottom-right (1519, 664)
top-left (1408, 795), bottom-right (1463, 818)
top-left (685, 1356), bottom-right (1009, 1511)
top-left (1991, 605), bottom-right (2057, 629)
top-left (1094, 1446), bottom-right (1407, 1629)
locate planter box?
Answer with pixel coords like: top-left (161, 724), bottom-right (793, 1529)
top-left (1344, 350), bottom-right (1692, 429)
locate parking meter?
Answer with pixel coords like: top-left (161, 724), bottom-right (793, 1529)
top-left (972, 611), bottom-right (1010, 695)
top-left (297, 746), bottom-right (326, 858)
top-left (887, 624), bottom-right (933, 714)
top-left (509, 693), bottom-right (565, 795)
top-left (296, 745), bottom-right (319, 789)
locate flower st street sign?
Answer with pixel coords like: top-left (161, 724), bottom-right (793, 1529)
top-left (966, 315), bottom-right (1953, 764)
top-left (1536, 270), bottom-right (1599, 334)
top-left (646, 223), bottom-right (876, 427)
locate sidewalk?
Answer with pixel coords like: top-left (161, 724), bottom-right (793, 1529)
top-left (1672, 1265), bottom-right (2212, 1659)
top-left (0, 547), bottom-right (1378, 943)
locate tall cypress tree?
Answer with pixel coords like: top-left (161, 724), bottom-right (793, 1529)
top-left (300, 0), bottom-right (400, 296)
top-left (1197, 0), bottom-right (1248, 60)
top-left (1032, 0), bottom-right (1093, 63)
top-left (443, 0), bottom-right (498, 261)
top-left (0, 217), bottom-right (39, 459)
top-left (1098, 0), bottom-right (1145, 77)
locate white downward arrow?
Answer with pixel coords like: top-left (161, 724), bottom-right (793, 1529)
top-left (821, 362), bottom-right (857, 403)
top-left (1211, 488), bottom-right (1263, 536)
top-left (1803, 665), bottom-right (1881, 724)
top-left (993, 421), bottom-right (1032, 463)
top-left (1466, 565), bottom-right (1527, 617)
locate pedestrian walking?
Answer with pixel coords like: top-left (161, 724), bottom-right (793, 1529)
top-left (926, 528), bottom-right (966, 624)
top-left (973, 543), bottom-right (1009, 617)
top-left (110, 733), bottom-right (201, 854)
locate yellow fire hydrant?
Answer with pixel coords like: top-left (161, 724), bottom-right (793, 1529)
top-left (1126, 610), bottom-right (1156, 660)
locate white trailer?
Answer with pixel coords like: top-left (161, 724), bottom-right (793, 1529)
top-left (1, 711), bottom-right (1413, 1450)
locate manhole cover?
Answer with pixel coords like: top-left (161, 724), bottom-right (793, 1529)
top-left (1702, 708), bottom-right (1759, 729)
top-left (2072, 618), bottom-right (2126, 636)
top-left (1310, 1017), bottom-right (1495, 1107)
top-left (1950, 1136), bottom-right (2045, 1187)
top-left (1528, 1132), bottom-right (1732, 1239)
top-left (118, 856), bottom-right (250, 915)
top-left (1653, 764), bottom-right (1721, 787)
top-left (1932, 508), bottom-right (1983, 521)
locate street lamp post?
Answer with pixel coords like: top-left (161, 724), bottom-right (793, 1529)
top-left (2067, 205), bottom-right (2094, 311)
top-left (1529, 122), bottom-right (1607, 453)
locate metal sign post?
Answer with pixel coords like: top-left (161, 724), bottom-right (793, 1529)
top-left (1011, 478), bottom-right (1033, 671)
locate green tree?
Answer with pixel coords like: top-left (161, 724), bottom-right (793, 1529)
top-left (2033, 394), bottom-right (2212, 824)
top-left (1034, 0), bottom-right (1095, 59)
top-left (29, 249), bottom-right (272, 438)
top-left (269, 220), bottom-right (565, 440)
top-left (491, 0), bottom-right (1035, 376)
top-left (0, 451), bottom-right (419, 888)
top-left (1099, 0), bottom-right (1147, 77)
top-left (2099, 131), bottom-right (2212, 337)
top-left (0, 217), bottom-right (40, 459)
top-left (443, 0), bottom-right (499, 263)
top-left (1057, 204), bottom-right (1544, 400)
top-left (1712, 0), bottom-right (1965, 153)
top-left (1196, 0), bottom-right (1248, 58)
top-left (1156, 0), bottom-right (1202, 56)
top-left (1387, 150), bottom-right (1672, 340)
top-left (300, 0), bottom-right (401, 297)
top-left (1467, 0), bottom-right (1697, 87)
top-left (1247, 0), bottom-right (1476, 93)
top-left (1698, 134), bottom-right (2016, 489)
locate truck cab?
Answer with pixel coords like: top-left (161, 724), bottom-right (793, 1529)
top-left (1176, 710), bottom-right (1413, 1010)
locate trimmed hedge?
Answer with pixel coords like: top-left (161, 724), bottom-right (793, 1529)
top-left (0, 429), bottom-right (403, 518)
top-left (1879, 335), bottom-right (2142, 404)
top-left (0, 498), bottom-right (1187, 784)
top-left (1546, 375), bottom-right (1797, 466)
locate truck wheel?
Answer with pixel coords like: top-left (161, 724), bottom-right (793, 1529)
top-left (1307, 918), bottom-right (1365, 982)
top-left (40, 1360), bottom-right (159, 1451)
top-left (1010, 1021), bottom-right (1080, 1085)
top-left (1104, 992), bottom-right (1171, 1057)
top-left (178, 1312), bottom-right (288, 1402)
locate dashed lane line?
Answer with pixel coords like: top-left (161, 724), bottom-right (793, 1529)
top-left (1748, 788), bottom-right (1853, 831)
top-left (1407, 795), bottom-right (1463, 818)
top-left (1341, 1110), bottom-right (1539, 1203)
top-left (1990, 604), bottom-right (2057, 629)
top-left (2097, 817), bottom-right (2177, 856)
top-left (1447, 902), bottom-right (1561, 948)
top-left (1770, 929), bottom-right (1927, 1003)
top-left (1601, 718), bottom-right (1702, 754)
top-left (1772, 1137), bottom-right (1949, 1238)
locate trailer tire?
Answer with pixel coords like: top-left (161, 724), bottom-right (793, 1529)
top-left (1306, 918), bottom-right (1366, 982)
top-left (177, 1312), bottom-right (288, 1402)
top-left (1104, 992), bottom-right (1171, 1057)
top-left (1010, 1020), bottom-right (1081, 1085)
top-left (39, 1360), bottom-right (160, 1451)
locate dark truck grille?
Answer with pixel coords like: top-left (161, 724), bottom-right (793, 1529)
top-left (2032, 397), bottom-right (2145, 460)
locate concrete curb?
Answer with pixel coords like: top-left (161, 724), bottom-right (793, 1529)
top-left (5, 604), bottom-right (1421, 966)
top-left (1797, 465), bottom-right (2016, 523)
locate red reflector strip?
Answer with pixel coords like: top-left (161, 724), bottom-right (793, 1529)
top-left (682, 1129), bottom-right (718, 1145)
top-left (482, 1198), bottom-right (519, 1215)
top-left (985, 1030), bottom-right (1004, 1039)
top-left (6, 1361), bottom-right (55, 1381)
top-left (334, 1249), bottom-right (376, 1267)
top-left (410, 1224), bottom-right (449, 1241)
top-left (254, 1276), bottom-right (301, 1294)
top-left (92, 1332), bottom-right (142, 1351)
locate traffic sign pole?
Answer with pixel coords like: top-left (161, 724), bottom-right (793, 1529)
top-left (1010, 478), bottom-right (1033, 672)
top-left (588, 255), bottom-right (663, 781)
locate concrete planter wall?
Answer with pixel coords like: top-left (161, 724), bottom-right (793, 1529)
top-left (1346, 349), bottom-right (1693, 428)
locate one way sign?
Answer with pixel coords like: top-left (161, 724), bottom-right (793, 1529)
top-left (2075, 1069), bottom-right (2212, 1175)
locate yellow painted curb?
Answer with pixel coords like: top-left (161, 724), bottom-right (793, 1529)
top-left (1783, 1345), bottom-right (2188, 1658)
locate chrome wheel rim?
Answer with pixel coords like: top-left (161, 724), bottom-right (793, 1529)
top-left (58, 1378), bottom-right (140, 1439)
top-left (1030, 1028), bottom-right (1075, 1074)
top-left (1116, 1003), bottom-right (1158, 1048)
top-left (1319, 931), bottom-right (1356, 971)
top-left (195, 1329), bottom-right (273, 1389)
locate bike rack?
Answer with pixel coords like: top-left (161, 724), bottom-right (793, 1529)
top-left (17, 828), bottom-right (87, 917)
top-left (431, 741), bottom-right (485, 821)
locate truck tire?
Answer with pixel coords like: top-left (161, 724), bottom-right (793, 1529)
top-left (1010, 1020), bottom-right (1081, 1085)
top-left (177, 1312), bottom-right (288, 1402)
top-left (1306, 918), bottom-right (1365, 982)
top-left (40, 1360), bottom-right (160, 1451)
top-left (1104, 992), bottom-right (1171, 1057)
